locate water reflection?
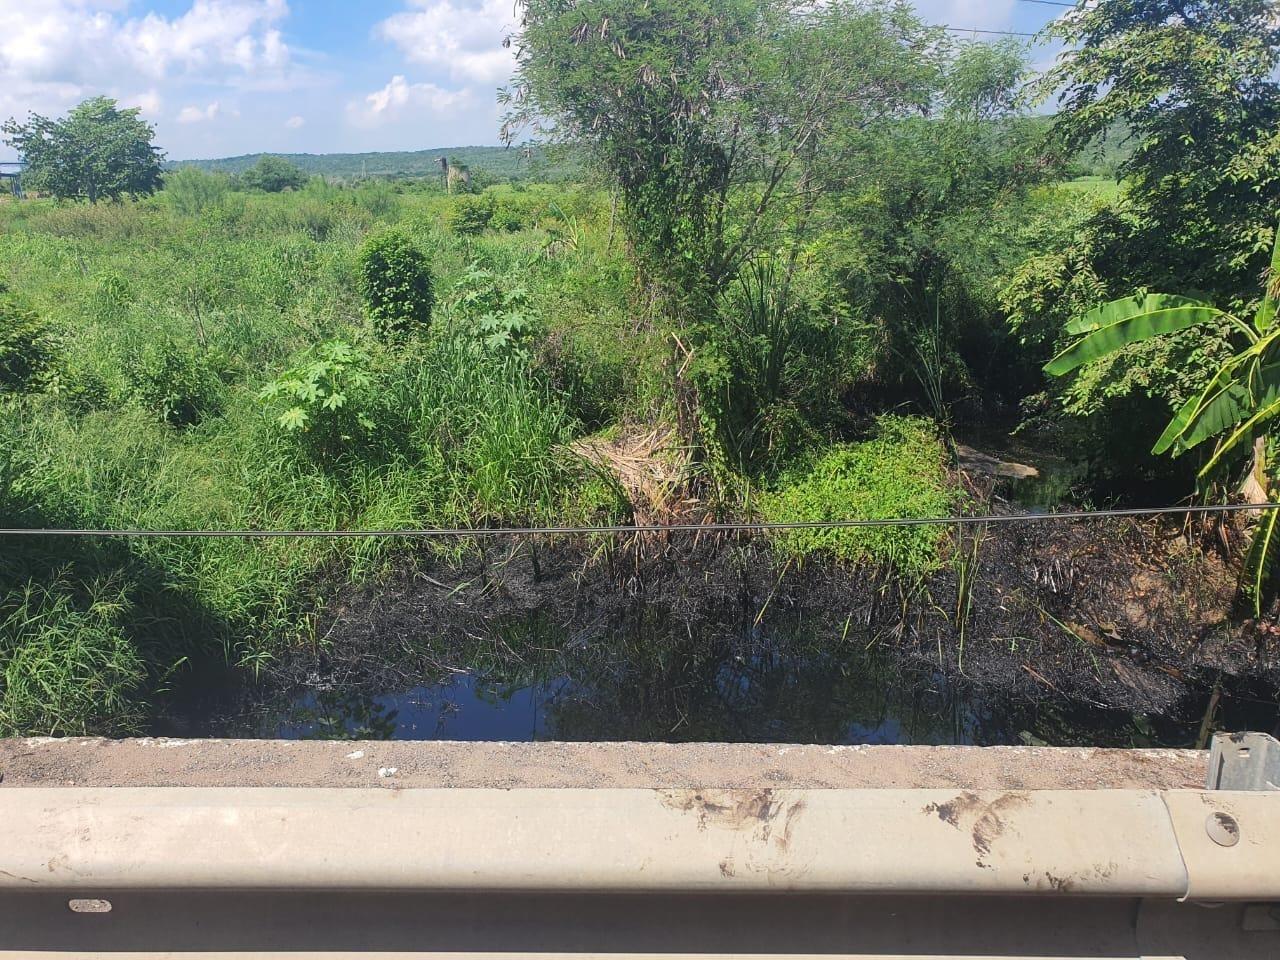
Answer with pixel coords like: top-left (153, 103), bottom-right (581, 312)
top-left (184, 608), bottom-right (1242, 747)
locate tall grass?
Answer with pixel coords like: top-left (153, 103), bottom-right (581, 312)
top-left (0, 182), bottom-right (639, 734)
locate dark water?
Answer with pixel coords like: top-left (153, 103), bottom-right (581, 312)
top-left (150, 432), bottom-right (1280, 747)
top-left (156, 615), bottom-right (1279, 748)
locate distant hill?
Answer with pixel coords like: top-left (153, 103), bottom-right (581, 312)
top-left (169, 145), bottom-right (581, 183)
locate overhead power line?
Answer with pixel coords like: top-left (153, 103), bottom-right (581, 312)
top-left (944, 27), bottom-right (1038, 37)
top-left (3, 502), bottom-right (1279, 539)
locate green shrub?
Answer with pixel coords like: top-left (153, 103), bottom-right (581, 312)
top-left (122, 339), bottom-right (222, 427)
top-left (0, 577), bottom-right (147, 736)
top-left (488, 191), bottom-right (542, 232)
top-left (0, 290), bottom-right (58, 394)
top-left (357, 230), bottom-right (435, 341)
top-left (448, 264), bottom-right (537, 359)
top-left (164, 167), bottom-right (231, 216)
top-left (259, 340), bottom-right (378, 460)
top-left (760, 416), bottom-right (954, 577)
top-left (446, 194), bottom-right (494, 235)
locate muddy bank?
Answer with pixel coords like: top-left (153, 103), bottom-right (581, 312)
top-left (165, 514), bottom-right (1280, 744)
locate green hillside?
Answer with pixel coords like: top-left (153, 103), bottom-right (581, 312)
top-left (170, 145), bottom-right (581, 182)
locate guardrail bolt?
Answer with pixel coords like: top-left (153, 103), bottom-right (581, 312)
top-left (1205, 812), bottom-right (1240, 847)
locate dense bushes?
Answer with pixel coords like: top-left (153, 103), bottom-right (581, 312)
top-left (357, 230), bottom-right (434, 340)
top-left (0, 287), bottom-right (58, 394)
top-left (446, 194), bottom-right (494, 235)
top-left (122, 339), bottom-right (223, 427)
top-left (760, 416), bottom-right (955, 577)
top-left (238, 155), bottom-right (309, 193)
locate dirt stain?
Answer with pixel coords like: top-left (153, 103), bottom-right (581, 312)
top-left (658, 788), bottom-right (806, 848)
top-left (923, 791), bottom-right (981, 828)
top-left (922, 791), bottom-right (1031, 865)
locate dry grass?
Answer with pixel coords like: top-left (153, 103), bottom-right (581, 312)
top-left (570, 426), bottom-right (700, 525)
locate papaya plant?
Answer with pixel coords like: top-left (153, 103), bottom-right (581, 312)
top-left (1045, 225), bottom-right (1280, 613)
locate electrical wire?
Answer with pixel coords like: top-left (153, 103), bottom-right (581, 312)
top-left (3, 502), bottom-right (1279, 539)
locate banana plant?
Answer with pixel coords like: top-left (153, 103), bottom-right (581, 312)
top-left (1044, 226), bottom-right (1280, 614)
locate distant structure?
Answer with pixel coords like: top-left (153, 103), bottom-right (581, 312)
top-left (0, 161), bottom-right (25, 199)
top-left (437, 155), bottom-right (471, 194)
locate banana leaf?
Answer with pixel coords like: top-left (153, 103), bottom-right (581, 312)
top-left (1254, 227), bottom-right (1280, 332)
top-left (1063, 292), bottom-right (1206, 336)
top-left (1200, 393), bottom-right (1280, 477)
top-left (1045, 304), bottom-right (1225, 376)
top-left (1243, 507), bottom-right (1280, 618)
top-left (1152, 358), bottom-right (1280, 455)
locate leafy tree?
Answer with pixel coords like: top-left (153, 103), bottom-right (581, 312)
top-left (1042, 0), bottom-right (1280, 308)
top-left (237, 155), bottom-right (309, 193)
top-left (504, 0), bottom-right (942, 453)
top-left (357, 231), bottom-right (435, 341)
top-left (507, 0), bottom-right (941, 311)
top-left (1, 97), bottom-right (164, 203)
top-left (1018, 0), bottom-right (1280, 486)
top-left (832, 39), bottom-right (1054, 401)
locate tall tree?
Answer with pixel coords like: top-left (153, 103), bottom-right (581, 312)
top-left (504, 0), bottom-right (940, 316)
top-left (502, 0), bottom-right (942, 449)
top-left (2, 97), bottom-right (164, 203)
top-left (1043, 0), bottom-right (1280, 304)
top-left (237, 155), bottom-right (309, 193)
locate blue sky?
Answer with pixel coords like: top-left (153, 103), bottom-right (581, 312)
top-left (0, 1), bottom-right (1068, 162)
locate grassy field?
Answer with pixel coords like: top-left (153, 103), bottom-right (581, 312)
top-left (0, 175), bottom-right (962, 735)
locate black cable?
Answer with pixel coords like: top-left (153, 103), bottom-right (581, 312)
top-left (3, 502), bottom-right (1278, 539)
top-left (944, 27), bottom-right (1038, 37)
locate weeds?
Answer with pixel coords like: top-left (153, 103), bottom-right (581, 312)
top-left (759, 416), bottom-right (956, 578)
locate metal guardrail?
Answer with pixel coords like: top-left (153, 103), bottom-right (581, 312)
top-left (0, 735), bottom-right (1277, 958)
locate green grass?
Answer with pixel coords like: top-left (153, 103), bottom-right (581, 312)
top-left (1059, 176), bottom-right (1124, 202)
top-left (0, 180), bottom-right (644, 735)
top-left (0, 575), bottom-right (147, 736)
top-left (759, 415), bottom-right (956, 578)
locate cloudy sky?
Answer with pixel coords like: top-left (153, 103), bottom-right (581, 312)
top-left (0, 0), bottom-right (1066, 162)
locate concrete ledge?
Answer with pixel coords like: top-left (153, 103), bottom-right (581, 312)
top-left (0, 738), bottom-right (1207, 789)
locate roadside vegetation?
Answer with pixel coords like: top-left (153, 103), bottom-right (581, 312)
top-left (2, 0), bottom-right (1278, 736)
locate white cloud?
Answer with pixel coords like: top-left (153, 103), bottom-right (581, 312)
top-left (374, 0), bottom-right (517, 87)
top-left (285, 114), bottom-right (305, 129)
top-left (125, 89), bottom-right (163, 117)
top-left (348, 74), bottom-right (475, 128)
top-left (0, 0), bottom-right (302, 131)
top-left (118, 0), bottom-right (293, 81)
top-left (176, 101), bottom-right (223, 124)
